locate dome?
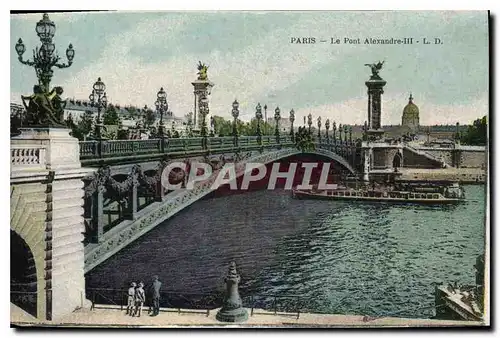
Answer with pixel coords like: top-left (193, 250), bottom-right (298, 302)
top-left (402, 94), bottom-right (419, 117)
top-left (402, 94), bottom-right (420, 131)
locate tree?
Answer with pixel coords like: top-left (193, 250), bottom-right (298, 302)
top-left (461, 116), bottom-right (487, 146)
top-left (212, 115), bottom-right (232, 136)
top-left (103, 105), bottom-right (119, 125)
top-left (68, 110), bottom-right (95, 140)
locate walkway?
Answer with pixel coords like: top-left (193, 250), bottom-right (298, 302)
top-left (11, 304), bottom-right (482, 328)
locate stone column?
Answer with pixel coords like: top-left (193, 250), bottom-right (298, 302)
top-left (361, 143), bottom-right (372, 182)
top-left (365, 75), bottom-right (386, 140)
top-left (192, 80), bottom-right (214, 133)
top-left (11, 128), bottom-right (94, 320)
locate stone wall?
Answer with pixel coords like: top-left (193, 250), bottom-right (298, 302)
top-left (371, 148), bottom-right (396, 168)
top-left (402, 149), bottom-right (442, 169)
top-left (11, 128), bottom-right (93, 320)
top-left (460, 150), bottom-right (487, 169)
top-left (10, 181), bottom-right (49, 320)
top-left (422, 149), bottom-right (453, 166)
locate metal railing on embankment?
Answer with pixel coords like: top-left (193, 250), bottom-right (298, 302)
top-left (87, 288), bottom-right (302, 319)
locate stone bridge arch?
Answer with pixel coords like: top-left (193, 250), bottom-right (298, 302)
top-left (84, 147), bottom-right (358, 272)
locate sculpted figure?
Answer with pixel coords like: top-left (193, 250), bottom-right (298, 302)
top-left (21, 84), bottom-right (63, 126)
top-left (47, 86), bottom-right (67, 122)
top-left (197, 61), bottom-right (209, 80)
top-left (364, 61), bottom-right (385, 78)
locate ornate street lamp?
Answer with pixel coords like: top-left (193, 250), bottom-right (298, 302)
top-left (155, 87), bottom-right (168, 139)
top-left (363, 120), bottom-right (368, 141)
top-left (232, 99), bottom-right (240, 147)
top-left (89, 77), bottom-right (107, 157)
top-left (255, 103), bottom-right (263, 144)
top-left (15, 13), bottom-right (75, 127)
top-left (289, 109), bottom-right (295, 142)
top-left (263, 104), bottom-right (268, 135)
top-left (199, 95), bottom-right (209, 143)
top-left (333, 121), bottom-right (337, 144)
top-left (274, 107), bottom-right (281, 143)
top-left (325, 119), bottom-right (330, 143)
top-left (15, 14), bottom-right (74, 95)
top-left (349, 126), bottom-right (353, 144)
top-left (307, 113), bottom-right (313, 133)
top-left (317, 116), bottom-right (322, 141)
top-left (344, 125), bottom-right (349, 144)
top-left (338, 123), bottom-right (343, 143)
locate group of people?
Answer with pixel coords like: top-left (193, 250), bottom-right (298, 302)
top-left (126, 275), bottom-right (162, 317)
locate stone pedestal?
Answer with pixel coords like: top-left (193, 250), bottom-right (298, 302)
top-left (216, 262), bottom-right (248, 322)
top-left (11, 128), bottom-right (93, 320)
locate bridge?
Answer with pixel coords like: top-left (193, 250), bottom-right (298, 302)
top-left (10, 129), bottom-right (362, 320)
top-left (11, 124), bottom-right (486, 321)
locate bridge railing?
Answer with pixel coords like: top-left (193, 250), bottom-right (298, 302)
top-left (79, 136), bottom-right (298, 161)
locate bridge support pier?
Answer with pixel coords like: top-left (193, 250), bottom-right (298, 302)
top-left (11, 128), bottom-right (93, 320)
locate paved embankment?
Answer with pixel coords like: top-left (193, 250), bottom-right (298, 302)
top-left (11, 303), bottom-right (484, 328)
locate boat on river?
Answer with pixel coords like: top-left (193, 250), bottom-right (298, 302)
top-left (292, 182), bottom-right (465, 205)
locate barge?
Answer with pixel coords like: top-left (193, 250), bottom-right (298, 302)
top-left (292, 182), bottom-right (465, 205)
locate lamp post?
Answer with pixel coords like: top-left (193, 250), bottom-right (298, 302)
top-left (155, 87), bottom-right (168, 151)
top-left (232, 99), bottom-right (239, 147)
top-left (289, 109), bottom-right (295, 142)
top-left (15, 13), bottom-right (74, 95)
top-left (199, 95), bottom-right (209, 148)
top-left (255, 103), bottom-right (263, 145)
top-left (15, 13), bottom-right (75, 127)
top-left (344, 125), bottom-right (349, 144)
top-left (349, 126), bottom-right (353, 144)
top-left (274, 107), bottom-right (281, 144)
top-left (363, 121), bottom-right (368, 141)
top-left (264, 104), bottom-right (268, 135)
top-left (89, 77), bottom-right (107, 157)
top-left (333, 121), bottom-right (337, 144)
top-left (339, 123), bottom-right (343, 143)
top-left (317, 116), bottom-right (322, 141)
top-left (325, 119), bottom-right (330, 143)
top-left (307, 113), bottom-right (312, 133)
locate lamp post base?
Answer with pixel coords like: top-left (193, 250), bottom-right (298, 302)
top-left (216, 307), bottom-right (249, 323)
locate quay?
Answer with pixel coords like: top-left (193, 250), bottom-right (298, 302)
top-left (398, 167), bottom-right (486, 184)
top-left (11, 303), bottom-right (483, 328)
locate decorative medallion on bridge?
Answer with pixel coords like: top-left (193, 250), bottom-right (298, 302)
top-left (216, 262), bottom-right (249, 322)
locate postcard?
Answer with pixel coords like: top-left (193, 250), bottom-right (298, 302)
top-left (10, 10), bottom-right (489, 328)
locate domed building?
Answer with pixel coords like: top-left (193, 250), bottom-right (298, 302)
top-left (401, 94), bottom-right (420, 132)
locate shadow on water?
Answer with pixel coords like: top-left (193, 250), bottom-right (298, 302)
top-left (86, 186), bottom-right (485, 318)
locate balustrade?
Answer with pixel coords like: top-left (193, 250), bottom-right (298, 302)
top-left (11, 146), bottom-right (46, 166)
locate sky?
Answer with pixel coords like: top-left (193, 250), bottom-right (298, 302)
top-left (10, 11), bottom-right (489, 125)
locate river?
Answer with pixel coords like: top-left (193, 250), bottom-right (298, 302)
top-left (86, 184), bottom-right (485, 319)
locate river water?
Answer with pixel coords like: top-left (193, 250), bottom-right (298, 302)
top-left (86, 185), bottom-right (485, 319)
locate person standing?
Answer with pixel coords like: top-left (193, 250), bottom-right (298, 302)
top-left (150, 275), bottom-right (162, 316)
top-left (126, 282), bottom-right (136, 315)
top-left (133, 282), bottom-right (146, 317)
